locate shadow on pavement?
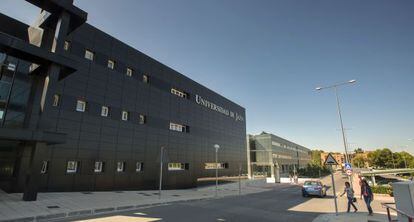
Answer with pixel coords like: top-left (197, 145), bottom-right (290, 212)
top-left (66, 184), bottom-right (320, 222)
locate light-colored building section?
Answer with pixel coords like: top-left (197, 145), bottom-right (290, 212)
top-left (247, 132), bottom-right (311, 181)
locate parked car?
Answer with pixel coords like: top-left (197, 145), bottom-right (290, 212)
top-left (302, 180), bottom-right (327, 198)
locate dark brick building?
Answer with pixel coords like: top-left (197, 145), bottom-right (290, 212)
top-left (0, 0), bottom-right (246, 200)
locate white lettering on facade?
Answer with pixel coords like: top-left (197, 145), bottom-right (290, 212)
top-left (195, 94), bottom-right (244, 122)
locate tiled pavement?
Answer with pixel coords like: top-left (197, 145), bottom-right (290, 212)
top-left (0, 179), bottom-right (272, 222)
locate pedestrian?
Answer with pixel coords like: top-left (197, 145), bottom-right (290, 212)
top-left (289, 174), bottom-right (293, 184)
top-left (340, 182), bottom-right (358, 213)
top-left (361, 179), bottom-right (374, 216)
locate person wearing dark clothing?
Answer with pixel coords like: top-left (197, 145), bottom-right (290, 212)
top-left (340, 182), bottom-right (358, 213)
top-left (361, 179), bottom-right (374, 216)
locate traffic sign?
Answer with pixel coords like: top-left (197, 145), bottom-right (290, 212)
top-left (346, 169), bottom-right (353, 176)
top-left (324, 153), bottom-right (339, 165)
top-left (344, 163), bottom-right (352, 170)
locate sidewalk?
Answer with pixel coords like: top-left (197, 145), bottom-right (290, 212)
top-left (0, 179), bottom-right (270, 222)
top-left (312, 212), bottom-right (395, 222)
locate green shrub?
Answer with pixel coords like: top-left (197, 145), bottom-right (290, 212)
top-left (296, 164), bottom-right (331, 178)
top-left (371, 185), bottom-right (393, 196)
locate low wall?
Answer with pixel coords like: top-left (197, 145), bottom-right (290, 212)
top-left (280, 177), bottom-right (320, 184)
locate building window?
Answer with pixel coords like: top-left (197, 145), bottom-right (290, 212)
top-left (139, 114), bottom-right (146, 125)
top-left (40, 161), bottom-right (48, 174)
top-left (107, 59), bottom-right (115, 69)
top-left (117, 161), bottom-right (125, 172)
top-left (64, 41), bottom-right (70, 51)
top-left (169, 122), bottom-right (182, 132)
top-left (121, 111), bottom-right (129, 121)
top-left (66, 161), bottom-right (79, 173)
top-left (168, 163), bottom-right (189, 171)
top-left (168, 163), bottom-right (182, 171)
top-left (204, 163), bottom-right (228, 170)
top-left (171, 88), bottom-right (187, 98)
top-left (76, 100), bottom-right (86, 112)
top-left (7, 63), bottom-right (16, 71)
top-left (52, 94), bottom-right (60, 107)
top-left (126, 68), bottom-right (133, 76)
top-left (101, 106), bottom-right (109, 117)
top-left (84, 49), bottom-right (94, 61)
top-left (94, 161), bottom-right (104, 173)
top-left (142, 74), bottom-right (149, 83)
top-left (136, 162), bottom-right (143, 172)
top-left (169, 122), bottom-right (189, 133)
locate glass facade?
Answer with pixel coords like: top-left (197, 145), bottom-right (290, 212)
top-left (0, 52), bottom-right (32, 128)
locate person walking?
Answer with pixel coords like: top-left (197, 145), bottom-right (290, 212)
top-left (361, 179), bottom-right (374, 216)
top-left (340, 182), bottom-right (358, 213)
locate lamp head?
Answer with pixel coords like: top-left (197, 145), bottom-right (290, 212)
top-left (214, 144), bottom-right (220, 149)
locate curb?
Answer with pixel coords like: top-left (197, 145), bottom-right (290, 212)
top-left (0, 196), bottom-right (219, 222)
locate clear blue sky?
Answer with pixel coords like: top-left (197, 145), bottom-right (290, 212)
top-left (1, 0), bottom-right (413, 153)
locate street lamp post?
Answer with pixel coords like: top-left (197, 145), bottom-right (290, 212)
top-left (316, 79), bottom-right (356, 185)
top-left (158, 146), bottom-right (165, 199)
top-left (214, 144), bottom-right (220, 197)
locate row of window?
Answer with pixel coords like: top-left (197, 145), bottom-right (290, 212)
top-left (40, 161), bottom-right (229, 174)
top-left (52, 96), bottom-right (147, 123)
top-left (64, 41), bottom-right (149, 82)
top-left (40, 161), bottom-right (144, 174)
top-left (271, 141), bottom-right (308, 154)
top-left (61, 44), bottom-right (194, 130)
top-left (66, 43), bottom-right (193, 105)
top-left (71, 43), bottom-right (150, 82)
top-left (53, 96), bottom-right (192, 131)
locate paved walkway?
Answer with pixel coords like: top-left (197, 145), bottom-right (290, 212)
top-left (304, 172), bottom-right (397, 222)
top-left (0, 179), bottom-right (271, 222)
top-left (312, 212), bottom-right (395, 222)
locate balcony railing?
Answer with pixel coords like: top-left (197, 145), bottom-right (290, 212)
top-left (382, 202), bottom-right (414, 222)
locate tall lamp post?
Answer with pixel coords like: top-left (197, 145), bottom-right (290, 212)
top-left (214, 144), bottom-right (220, 197)
top-left (316, 79), bottom-right (356, 183)
top-left (158, 146), bottom-right (165, 199)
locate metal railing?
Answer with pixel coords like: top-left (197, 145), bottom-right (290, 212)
top-left (382, 202), bottom-right (414, 222)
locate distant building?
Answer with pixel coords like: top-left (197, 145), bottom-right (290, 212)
top-left (320, 152), bottom-right (351, 169)
top-left (247, 132), bottom-right (311, 181)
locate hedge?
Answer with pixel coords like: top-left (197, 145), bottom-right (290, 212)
top-left (371, 185), bottom-right (393, 196)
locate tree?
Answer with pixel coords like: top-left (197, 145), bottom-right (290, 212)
top-left (396, 151), bottom-right (414, 168)
top-left (354, 148), bottom-right (364, 154)
top-left (352, 154), bottom-right (367, 168)
top-left (367, 148), bottom-right (395, 169)
top-left (311, 150), bottom-right (324, 166)
top-left (367, 148), bottom-right (414, 169)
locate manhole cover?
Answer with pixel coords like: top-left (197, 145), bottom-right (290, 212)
top-left (47, 206), bottom-right (60, 209)
top-left (172, 195), bottom-right (180, 197)
top-left (82, 192), bottom-right (93, 194)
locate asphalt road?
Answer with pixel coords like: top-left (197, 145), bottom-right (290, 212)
top-left (58, 184), bottom-right (322, 222)
top-left (56, 172), bottom-right (353, 222)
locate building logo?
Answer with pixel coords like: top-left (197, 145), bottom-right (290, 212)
top-left (195, 94), bottom-right (244, 122)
